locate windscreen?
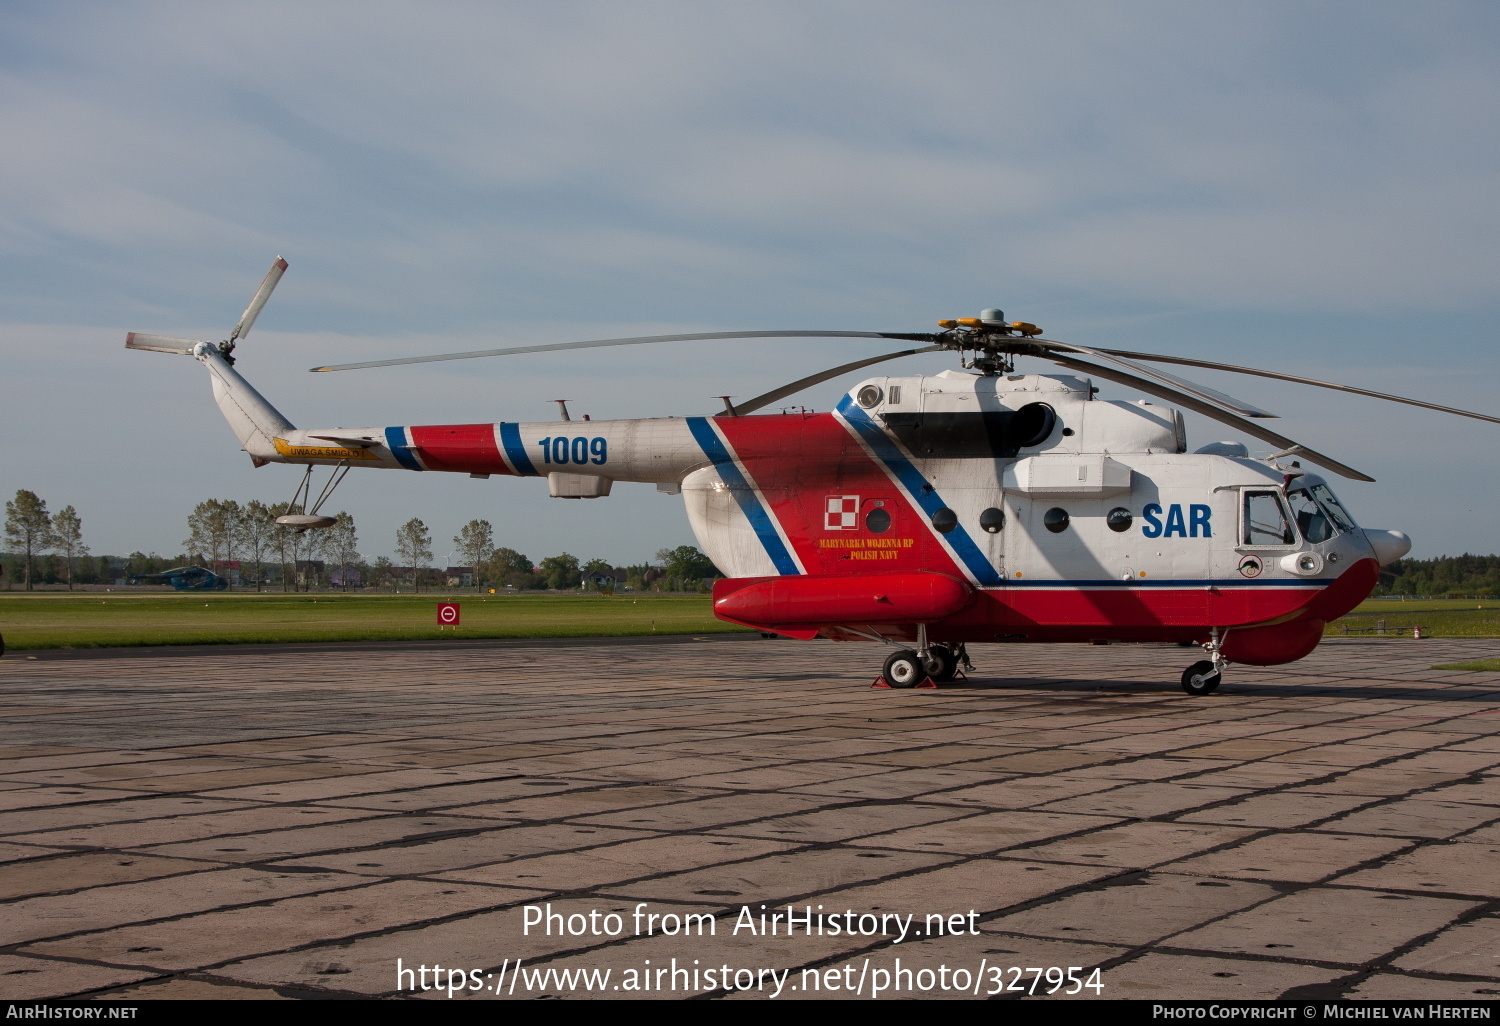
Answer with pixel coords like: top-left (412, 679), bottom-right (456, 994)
top-left (1310, 483), bottom-right (1358, 531)
top-left (1287, 488), bottom-right (1335, 543)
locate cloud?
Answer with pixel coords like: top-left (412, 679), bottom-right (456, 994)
top-left (2, 2), bottom-right (1499, 559)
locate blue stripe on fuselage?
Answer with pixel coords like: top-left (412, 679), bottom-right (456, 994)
top-left (685, 417), bottom-right (800, 576)
top-left (836, 395), bottom-right (1005, 587)
top-left (499, 423), bottom-right (538, 476)
top-left (384, 426), bottom-right (423, 471)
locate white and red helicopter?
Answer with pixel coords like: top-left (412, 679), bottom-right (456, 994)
top-left (127, 258), bottom-right (1500, 695)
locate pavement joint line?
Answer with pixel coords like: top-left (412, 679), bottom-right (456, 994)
top-left (0, 872), bottom-right (409, 948)
top-left (3, 639), bottom-right (1498, 999)
top-left (6, 881), bottom-right (578, 981)
top-left (670, 865), bottom-right (1185, 1002)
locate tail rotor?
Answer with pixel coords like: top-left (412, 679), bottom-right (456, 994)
top-left (125, 256), bottom-right (288, 364)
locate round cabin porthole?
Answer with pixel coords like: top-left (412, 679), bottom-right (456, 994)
top-left (865, 507), bottom-right (892, 533)
top-left (931, 508), bottom-right (958, 534)
top-left (1106, 507), bottom-right (1133, 533)
top-left (1044, 507), bottom-right (1070, 533)
top-left (979, 507), bottom-right (1006, 534)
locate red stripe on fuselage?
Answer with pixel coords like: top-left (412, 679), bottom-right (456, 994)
top-left (712, 412), bottom-right (967, 578)
top-left (928, 560), bottom-right (1379, 645)
top-left (941, 585), bottom-right (1321, 633)
top-left (408, 424), bottom-right (514, 475)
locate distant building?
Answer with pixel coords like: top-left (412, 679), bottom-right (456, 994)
top-left (445, 566), bottom-right (475, 588)
top-left (294, 559), bottom-right (326, 587)
top-left (584, 567), bottom-right (629, 591)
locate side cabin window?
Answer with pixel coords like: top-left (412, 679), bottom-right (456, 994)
top-left (1286, 488), bottom-right (1336, 543)
top-left (1242, 490), bottom-right (1295, 546)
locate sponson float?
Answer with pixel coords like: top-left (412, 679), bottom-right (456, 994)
top-left (128, 259), bottom-right (1498, 694)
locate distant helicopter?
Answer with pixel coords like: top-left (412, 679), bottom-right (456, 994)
top-left (127, 258), bottom-right (1500, 695)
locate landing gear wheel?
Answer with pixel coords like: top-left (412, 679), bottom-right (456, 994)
top-left (923, 645), bottom-right (959, 682)
top-left (883, 650), bottom-right (924, 689)
top-left (1180, 660), bottom-right (1222, 696)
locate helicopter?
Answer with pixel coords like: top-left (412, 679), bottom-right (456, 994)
top-left (126, 258), bottom-right (1500, 695)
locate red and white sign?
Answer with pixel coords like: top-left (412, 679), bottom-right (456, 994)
top-left (437, 602), bottom-right (461, 625)
top-left (824, 495), bottom-right (859, 530)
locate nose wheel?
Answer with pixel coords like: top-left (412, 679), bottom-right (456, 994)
top-left (1180, 660), bottom-right (1222, 696)
top-left (1180, 628), bottom-right (1229, 696)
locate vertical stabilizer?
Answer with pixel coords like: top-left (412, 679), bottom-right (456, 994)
top-left (124, 256), bottom-right (297, 464)
top-left (196, 343), bottom-right (295, 460)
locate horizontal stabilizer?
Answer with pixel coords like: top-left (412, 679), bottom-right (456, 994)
top-left (125, 332), bottom-right (203, 355)
top-left (306, 434), bottom-right (380, 448)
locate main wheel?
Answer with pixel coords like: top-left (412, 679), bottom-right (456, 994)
top-left (1180, 660), bottom-right (1222, 696)
top-left (923, 645), bottom-right (959, 682)
top-left (883, 650), bottom-right (924, 689)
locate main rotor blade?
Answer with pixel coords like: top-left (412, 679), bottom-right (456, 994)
top-left (1096, 347), bottom-right (1500, 427)
top-left (1039, 352), bottom-right (1374, 482)
top-left (724, 346), bottom-right (946, 416)
top-left (1031, 338), bottom-right (1277, 419)
top-left (229, 256), bottom-right (288, 344)
top-left (309, 330), bottom-right (939, 373)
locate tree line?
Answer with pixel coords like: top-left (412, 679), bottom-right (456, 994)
top-left (3, 489), bottom-right (722, 593)
top-left (1376, 554), bottom-right (1500, 598)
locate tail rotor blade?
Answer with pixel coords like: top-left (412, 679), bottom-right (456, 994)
top-left (125, 332), bottom-right (206, 355)
top-left (229, 256), bottom-right (288, 344)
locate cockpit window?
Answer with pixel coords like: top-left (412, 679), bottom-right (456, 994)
top-left (1243, 491), bottom-right (1295, 546)
top-left (1287, 488), bottom-right (1335, 543)
top-left (1310, 483), bottom-right (1358, 532)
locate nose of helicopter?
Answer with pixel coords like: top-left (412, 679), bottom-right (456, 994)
top-left (1362, 529), bottom-right (1413, 566)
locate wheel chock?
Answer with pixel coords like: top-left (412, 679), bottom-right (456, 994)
top-left (871, 676), bottom-right (938, 690)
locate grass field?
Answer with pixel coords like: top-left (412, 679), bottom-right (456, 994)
top-left (0, 591), bottom-right (748, 650)
top-left (2, 592), bottom-right (1497, 654)
top-left (1433, 659), bottom-right (1500, 672)
top-left (1323, 598), bottom-right (1500, 640)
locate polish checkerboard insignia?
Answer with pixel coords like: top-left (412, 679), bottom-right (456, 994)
top-left (824, 495), bottom-right (859, 530)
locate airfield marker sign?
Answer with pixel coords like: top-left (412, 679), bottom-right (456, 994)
top-left (437, 602), bottom-right (460, 629)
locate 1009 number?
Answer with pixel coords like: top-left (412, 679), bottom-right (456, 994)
top-left (538, 436), bottom-right (607, 465)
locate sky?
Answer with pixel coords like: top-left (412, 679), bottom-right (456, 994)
top-left (2, 1), bottom-right (1499, 565)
